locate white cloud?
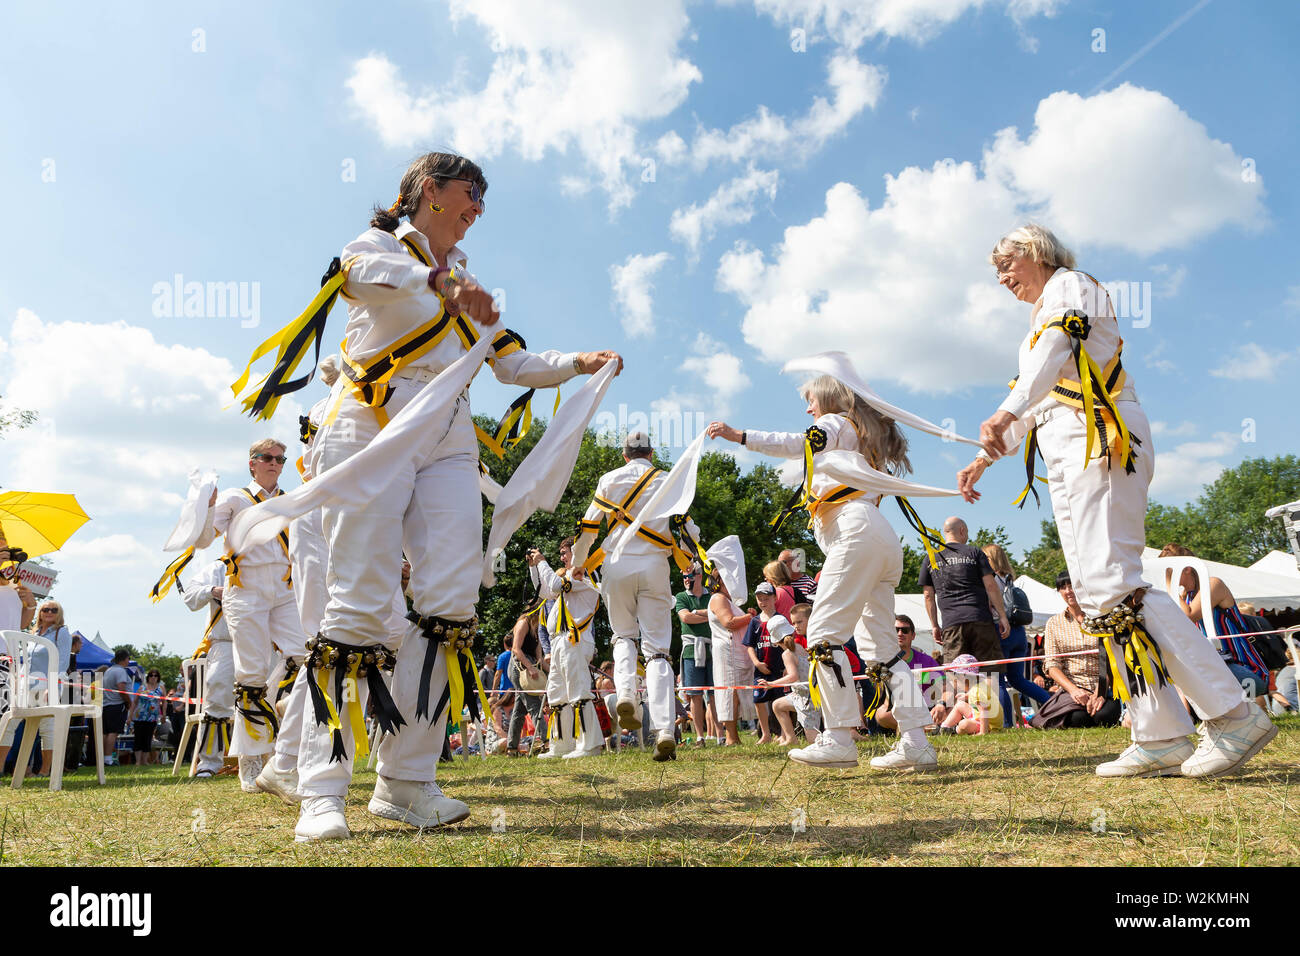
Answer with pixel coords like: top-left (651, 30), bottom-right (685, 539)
top-left (717, 85), bottom-right (1269, 394)
top-left (717, 162), bottom-right (1026, 391)
top-left (1151, 263), bottom-right (1187, 298)
top-left (1149, 420), bottom-right (1198, 439)
top-left (609, 252), bottom-right (672, 338)
top-left (0, 308), bottom-right (305, 521)
top-left (59, 533), bottom-right (155, 569)
top-left (669, 166), bottom-right (779, 259)
top-left (654, 131), bottom-right (688, 165)
top-left (1284, 285), bottom-right (1300, 313)
top-left (680, 333), bottom-right (752, 415)
top-left (679, 53), bottom-right (884, 168)
top-left (1150, 431), bottom-right (1238, 501)
top-left (1209, 343), bottom-right (1295, 382)
top-left (984, 85), bottom-right (1266, 255)
top-left (345, 1), bottom-right (701, 211)
top-left (744, 0), bottom-right (1064, 47)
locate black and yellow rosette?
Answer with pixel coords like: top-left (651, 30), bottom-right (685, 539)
top-left (149, 546), bottom-right (195, 603)
top-left (1083, 599), bottom-right (1170, 703)
top-left (771, 425), bottom-right (825, 533)
top-left (230, 258), bottom-right (344, 421)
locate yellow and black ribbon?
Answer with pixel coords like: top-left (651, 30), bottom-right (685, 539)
top-left (895, 496), bottom-right (946, 570)
top-left (1043, 310), bottom-right (1137, 473)
top-left (1083, 599), bottom-right (1170, 703)
top-left (1011, 424), bottom-right (1050, 510)
top-left (808, 641), bottom-right (844, 711)
top-left (149, 546), bottom-right (195, 603)
top-left (198, 715), bottom-right (231, 757)
top-left (771, 426), bottom-right (824, 533)
top-left (230, 258), bottom-right (344, 421)
top-left (234, 683), bottom-right (279, 744)
top-left (275, 657), bottom-right (301, 703)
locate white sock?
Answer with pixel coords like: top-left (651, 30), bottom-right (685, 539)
top-left (902, 728), bottom-right (927, 748)
top-left (828, 727), bottom-right (854, 747)
top-left (1223, 702), bottom-right (1250, 721)
top-left (273, 751), bottom-right (296, 774)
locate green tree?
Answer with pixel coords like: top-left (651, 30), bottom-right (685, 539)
top-left (0, 395), bottom-right (37, 438)
top-left (1020, 519), bottom-right (1067, 586)
top-left (1188, 455), bottom-right (1300, 564)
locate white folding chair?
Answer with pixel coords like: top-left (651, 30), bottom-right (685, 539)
top-left (1, 630), bottom-right (105, 791)
top-left (172, 657), bottom-right (208, 777)
top-left (1155, 556), bottom-right (1219, 645)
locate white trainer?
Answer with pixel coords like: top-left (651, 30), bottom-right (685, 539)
top-left (1096, 739), bottom-right (1194, 778)
top-left (368, 777), bottom-right (470, 829)
top-left (562, 745), bottom-right (605, 759)
top-left (615, 697), bottom-right (642, 731)
top-left (869, 738), bottom-right (938, 772)
top-left (1181, 706), bottom-right (1278, 778)
top-left (536, 747), bottom-right (567, 759)
top-left (237, 755), bottom-right (264, 794)
top-left (295, 796), bottom-right (350, 842)
top-left (789, 732), bottom-right (858, 769)
top-left (652, 732), bottom-right (677, 762)
top-left (255, 760), bottom-right (303, 804)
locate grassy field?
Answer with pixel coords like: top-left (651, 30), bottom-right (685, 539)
top-left (3, 718), bottom-right (1297, 866)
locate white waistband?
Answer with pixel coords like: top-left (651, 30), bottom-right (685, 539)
top-left (393, 366), bottom-right (440, 384)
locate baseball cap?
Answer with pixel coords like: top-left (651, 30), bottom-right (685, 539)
top-left (755, 581), bottom-right (776, 595)
top-left (949, 653), bottom-right (981, 675)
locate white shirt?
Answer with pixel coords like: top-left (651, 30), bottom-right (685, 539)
top-left (535, 559), bottom-right (599, 636)
top-left (997, 268), bottom-right (1133, 453)
top-left (196, 480), bottom-right (289, 569)
top-left (0, 585), bottom-right (21, 631)
top-left (744, 412), bottom-right (862, 501)
top-left (181, 559), bottom-right (231, 642)
top-left (338, 223), bottom-right (579, 386)
top-left (573, 458), bottom-right (701, 564)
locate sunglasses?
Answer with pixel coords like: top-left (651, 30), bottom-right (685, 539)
top-left (252, 454), bottom-right (287, 464)
top-left (452, 178), bottom-right (486, 209)
top-left (42, 608), bottom-right (60, 613)
top-left (895, 626), bottom-right (913, 633)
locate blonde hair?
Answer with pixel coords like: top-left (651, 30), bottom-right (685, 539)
top-left (763, 560), bottom-right (793, 587)
top-left (799, 375), bottom-right (911, 475)
top-left (982, 544), bottom-right (1013, 578)
top-left (990, 223), bottom-right (1076, 271)
top-left (31, 599), bottom-right (64, 634)
top-left (248, 438), bottom-right (286, 477)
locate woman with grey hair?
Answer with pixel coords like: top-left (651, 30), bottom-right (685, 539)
top-left (959, 222), bottom-right (1275, 778)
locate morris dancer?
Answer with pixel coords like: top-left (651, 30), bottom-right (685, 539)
top-left (571, 432), bottom-right (702, 763)
top-left (229, 151), bottom-right (620, 841)
top-left (195, 439), bottom-right (307, 792)
top-left (709, 359), bottom-right (967, 770)
top-left (528, 538), bottom-right (603, 759)
top-left (180, 558), bottom-right (235, 778)
top-left (961, 223), bottom-right (1275, 777)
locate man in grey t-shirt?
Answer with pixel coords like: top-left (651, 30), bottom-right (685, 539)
top-left (101, 649), bottom-right (133, 765)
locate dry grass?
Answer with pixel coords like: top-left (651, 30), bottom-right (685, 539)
top-left (3, 718), bottom-right (1297, 866)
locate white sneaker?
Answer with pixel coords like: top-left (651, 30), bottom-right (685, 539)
top-left (652, 732), bottom-right (677, 762)
top-left (615, 697), bottom-right (642, 731)
top-left (536, 747), bottom-right (569, 759)
top-left (563, 745), bottom-right (605, 759)
top-left (1096, 739), bottom-right (1195, 778)
top-left (789, 732), bottom-right (858, 769)
top-left (255, 760), bottom-right (303, 804)
top-left (1181, 706), bottom-right (1278, 778)
top-left (238, 755), bottom-right (264, 794)
top-left (295, 796), bottom-right (350, 842)
top-left (368, 777), bottom-right (470, 829)
top-left (869, 738), bottom-right (938, 772)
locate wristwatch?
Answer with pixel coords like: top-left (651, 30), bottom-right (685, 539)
top-left (976, 451), bottom-right (995, 466)
top-left (572, 355), bottom-right (583, 374)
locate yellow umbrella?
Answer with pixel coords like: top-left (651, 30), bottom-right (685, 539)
top-left (0, 491), bottom-right (91, 560)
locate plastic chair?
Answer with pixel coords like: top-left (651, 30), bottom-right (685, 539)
top-left (1154, 556), bottom-right (1220, 645)
top-left (0, 630), bottom-right (105, 791)
top-left (171, 657), bottom-right (208, 777)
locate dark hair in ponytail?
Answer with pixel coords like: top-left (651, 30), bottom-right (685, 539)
top-left (370, 151), bottom-right (488, 232)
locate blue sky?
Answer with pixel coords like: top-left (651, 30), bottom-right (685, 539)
top-left (2, 0), bottom-right (1296, 657)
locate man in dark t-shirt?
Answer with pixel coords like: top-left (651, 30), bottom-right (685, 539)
top-left (919, 517), bottom-right (1009, 675)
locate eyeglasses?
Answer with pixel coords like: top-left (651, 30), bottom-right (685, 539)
top-left (451, 178), bottom-right (486, 211)
top-left (993, 254), bottom-right (1020, 278)
top-left (252, 454), bottom-right (287, 464)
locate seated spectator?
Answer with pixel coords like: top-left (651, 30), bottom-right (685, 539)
top-left (1029, 572), bottom-right (1121, 730)
top-left (758, 603), bottom-right (819, 745)
top-left (1269, 648), bottom-right (1297, 716)
top-left (938, 654), bottom-right (1001, 735)
top-left (875, 615), bottom-right (940, 732)
top-left (1160, 544), bottom-right (1269, 706)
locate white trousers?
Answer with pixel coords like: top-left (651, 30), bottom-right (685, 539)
top-left (196, 638), bottom-right (235, 774)
top-left (805, 499), bottom-right (928, 732)
top-left (603, 551), bottom-right (674, 735)
top-left (1038, 401), bottom-right (1241, 741)
top-left (290, 509), bottom-right (328, 640)
top-left (223, 563), bottom-right (303, 756)
top-left (547, 628), bottom-right (596, 704)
